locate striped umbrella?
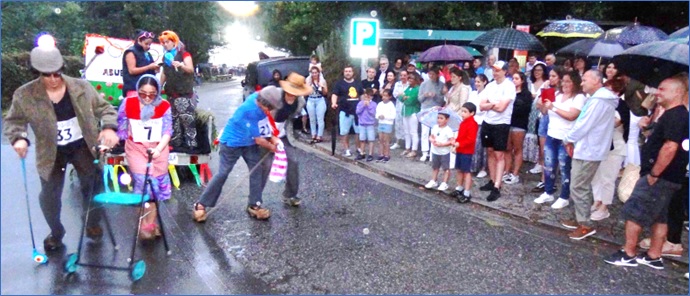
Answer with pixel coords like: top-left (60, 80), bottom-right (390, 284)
top-left (470, 28), bottom-right (546, 52)
top-left (536, 19), bottom-right (604, 38)
top-left (612, 41), bottom-right (689, 87)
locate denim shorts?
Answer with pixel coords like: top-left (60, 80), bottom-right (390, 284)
top-left (339, 111), bottom-right (359, 136)
top-left (454, 153), bottom-right (473, 172)
top-left (538, 115), bottom-right (550, 138)
top-left (378, 123), bottom-right (393, 134)
top-left (359, 125), bottom-right (377, 141)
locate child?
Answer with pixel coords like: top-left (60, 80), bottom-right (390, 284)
top-left (451, 102), bottom-right (479, 203)
top-left (356, 88), bottom-right (378, 161)
top-left (116, 74), bottom-right (173, 239)
top-left (375, 89), bottom-right (396, 162)
top-left (424, 110), bottom-right (456, 191)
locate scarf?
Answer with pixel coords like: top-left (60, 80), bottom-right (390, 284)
top-left (136, 74), bottom-right (164, 121)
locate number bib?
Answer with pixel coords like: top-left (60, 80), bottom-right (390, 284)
top-left (56, 117), bottom-right (84, 146)
top-left (130, 118), bottom-right (163, 142)
top-left (257, 118), bottom-right (273, 137)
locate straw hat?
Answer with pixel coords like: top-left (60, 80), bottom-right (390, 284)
top-left (279, 72), bottom-right (313, 97)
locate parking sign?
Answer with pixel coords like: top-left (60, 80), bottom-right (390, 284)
top-left (350, 18), bottom-right (379, 58)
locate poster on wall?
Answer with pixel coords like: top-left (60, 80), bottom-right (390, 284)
top-left (513, 25), bottom-right (530, 72)
top-left (83, 34), bottom-right (165, 106)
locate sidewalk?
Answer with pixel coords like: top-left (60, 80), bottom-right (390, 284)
top-left (292, 129), bottom-right (688, 266)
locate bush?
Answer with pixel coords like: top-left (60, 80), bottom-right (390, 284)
top-left (2, 52), bottom-right (84, 113)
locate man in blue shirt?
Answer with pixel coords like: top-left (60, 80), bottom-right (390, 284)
top-left (192, 87), bottom-right (283, 221)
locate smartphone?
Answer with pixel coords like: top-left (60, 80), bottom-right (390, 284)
top-left (158, 62), bottom-right (164, 66)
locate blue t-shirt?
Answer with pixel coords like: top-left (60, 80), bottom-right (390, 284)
top-left (219, 92), bottom-right (268, 147)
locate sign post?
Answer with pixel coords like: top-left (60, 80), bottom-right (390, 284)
top-left (350, 18), bottom-right (380, 79)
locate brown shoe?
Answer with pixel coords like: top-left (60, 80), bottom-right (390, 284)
top-left (86, 226), bottom-right (104, 240)
top-left (568, 225), bottom-right (596, 240)
top-left (560, 219), bottom-right (578, 230)
top-left (247, 206), bottom-right (271, 220)
top-left (192, 203), bottom-right (207, 222)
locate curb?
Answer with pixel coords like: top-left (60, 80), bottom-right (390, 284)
top-left (292, 133), bottom-right (689, 267)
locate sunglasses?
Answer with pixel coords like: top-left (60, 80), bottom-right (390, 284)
top-left (41, 71), bottom-right (62, 78)
top-left (138, 91), bottom-right (157, 99)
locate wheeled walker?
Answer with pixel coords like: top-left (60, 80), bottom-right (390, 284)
top-left (64, 147), bottom-right (171, 281)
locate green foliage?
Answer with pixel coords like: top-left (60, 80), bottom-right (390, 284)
top-left (1, 53), bottom-right (84, 111)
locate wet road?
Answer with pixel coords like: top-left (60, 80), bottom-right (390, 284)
top-left (1, 79), bottom-right (687, 294)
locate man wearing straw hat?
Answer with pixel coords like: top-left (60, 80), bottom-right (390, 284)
top-left (4, 40), bottom-right (119, 251)
top-left (258, 73), bottom-right (312, 207)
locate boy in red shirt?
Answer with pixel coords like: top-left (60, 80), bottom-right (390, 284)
top-left (452, 102), bottom-right (479, 203)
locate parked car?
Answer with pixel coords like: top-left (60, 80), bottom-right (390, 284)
top-left (241, 56), bottom-right (310, 100)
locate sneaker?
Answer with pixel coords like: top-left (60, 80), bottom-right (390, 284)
top-left (534, 192), bottom-right (555, 204)
top-left (457, 195), bottom-right (472, 203)
top-left (356, 153), bottom-right (366, 160)
top-left (480, 180), bottom-right (495, 191)
top-left (376, 155), bottom-right (385, 162)
top-left (247, 205), bottom-right (271, 220)
top-left (437, 182), bottom-right (449, 191)
top-left (343, 149), bottom-right (352, 157)
top-left (450, 190), bottom-right (462, 197)
top-left (568, 225), bottom-right (596, 240)
top-left (406, 151), bottom-right (418, 158)
top-left (531, 182), bottom-right (546, 193)
top-left (425, 180), bottom-right (439, 189)
top-left (560, 219), bottom-right (578, 230)
top-left (192, 203), bottom-right (207, 222)
top-left (401, 150), bottom-right (410, 157)
top-left (604, 249), bottom-right (638, 267)
top-left (503, 174), bottom-right (520, 184)
top-left (282, 196), bottom-right (301, 207)
top-left (366, 155), bottom-right (374, 162)
top-left (390, 143), bottom-right (401, 150)
top-left (502, 173), bottom-right (513, 182)
top-left (43, 234), bottom-right (65, 252)
top-left (476, 170), bottom-right (487, 178)
top-left (551, 198), bottom-right (570, 209)
top-left (486, 187), bottom-right (501, 202)
top-left (636, 252), bottom-right (664, 270)
top-left (357, 148), bottom-right (364, 156)
top-left (590, 208), bottom-right (610, 221)
top-left (685, 273), bottom-right (688, 279)
top-left (419, 154), bottom-right (429, 162)
top-left (85, 226), bottom-right (104, 240)
top-left (381, 156), bottom-right (390, 163)
top-left (529, 164), bottom-right (543, 174)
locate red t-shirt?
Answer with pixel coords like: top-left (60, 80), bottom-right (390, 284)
top-left (455, 116), bottom-right (478, 154)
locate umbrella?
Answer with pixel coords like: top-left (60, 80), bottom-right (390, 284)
top-left (470, 28), bottom-right (546, 52)
top-left (418, 44), bottom-right (474, 63)
top-left (418, 106), bottom-right (462, 132)
top-left (536, 19), bottom-right (604, 38)
top-left (669, 26), bottom-right (689, 39)
top-left (616, 23), bottom-right (669, 45)
top-left (556, 38), bottom-right (627, 59)
top-left (612, 41), bottom-right (689, 87)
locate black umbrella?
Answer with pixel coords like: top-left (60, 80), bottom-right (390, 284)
top-left (612, 41), bottom-right (689, 87)
top-left (470, 28), bottom-right (546, 52)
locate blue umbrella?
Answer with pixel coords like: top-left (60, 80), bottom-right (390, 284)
top-left (536, 19), bottom-right (604, 38)
top-left (612, 41), bottom-right (689, 87)
top-left (418, 44), bottom-right (474, 63)
top-left (616, 23), bottom-right (668, 45)
top-left (669, 26), bottom-right (689, 39)
top-left (418, 106), bottom-right (462, 132)
top-left (556, 38), bottom-right (627, 59)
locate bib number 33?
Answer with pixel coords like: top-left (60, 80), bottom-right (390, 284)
top-left (56, 117), bottom-right (83, 146)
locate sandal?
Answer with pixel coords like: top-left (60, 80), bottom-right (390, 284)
top-left (315, 137), bottom-right (323, 143)
top-left (247, 205), bottom-right (271, 220)
top-left (192, 202), bottom-right (207, 222)
top-left (139, 223), bottom-right (156, 240)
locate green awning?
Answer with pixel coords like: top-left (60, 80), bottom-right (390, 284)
top-left (462, 46), bottom-right (482, 57)
top-left (380, 29), bottom-right (485, 41)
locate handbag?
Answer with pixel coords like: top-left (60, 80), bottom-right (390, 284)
top-left (617, 163), bottom-right (641, 203)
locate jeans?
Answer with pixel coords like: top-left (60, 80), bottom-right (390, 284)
top-left (306, 97), bottom-right (326, 137)
top-left (403, 114), bottom-right (419, 151)
top-left (198, 144), bottom-right (263, 207)
top-left (259, 136), bottom-right (299, 199)
top-left (544, 136), bottom-right (571, 199)
top-left (39, 143), bottom-right (103, 240)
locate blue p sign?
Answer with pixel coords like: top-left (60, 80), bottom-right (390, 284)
top-left (350, 18), bottom-right (379, 58)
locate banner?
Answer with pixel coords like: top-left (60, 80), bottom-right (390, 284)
top-left (83, 34), bottom-right (165, 106)
top-left (514, 25), bottom-right (530, 72)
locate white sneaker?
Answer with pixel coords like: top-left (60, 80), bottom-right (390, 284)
top-left (437, 182), bottom-right (449, 191)
top-left (419, 154), bottom-right (429, 162)
top-left (534, 192), bottom-right (555, 204)
top-left (503, 174), bottom-right (520, 184)
top-left (551, 198), bottom-right (570, 209)
top-left (477, 170), bottom-right (487, 178)
top-left (425, 180), bottom-right (438, 189)
top-left (502, 173), bottom-right (513, 181)
top-left (590, 208), bottom-right (610, 221)
top-left (529, 164), bottom-right (543, 174)
top-left (390, 143), bottom-right (401, 150)
top-left (343, 149), bottom-right (352, 157)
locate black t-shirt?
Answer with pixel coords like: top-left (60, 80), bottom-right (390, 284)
top-left (361, 79), bottom-right (381, 103)
top-left (334, 79), bottom-right (363, 116)
top-left (53, 90), bottom-right (86, 154)
top-left (510, 91), bottom-right (533, 130)
top-left (640, 105), bottom-right (689, 184)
